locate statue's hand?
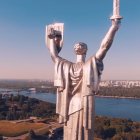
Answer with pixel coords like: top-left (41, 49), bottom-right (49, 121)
top-left (112, 19), bottom-right (121, 26)
top-left (48, 28), bottom-right (62, 39)
top-left (112, 19), bottom-right (121, 30)
top-left (54, 35), bottom-right (62, 47)
top-left (47, 28), bottom-right (62, 53)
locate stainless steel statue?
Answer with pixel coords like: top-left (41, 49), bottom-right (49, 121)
top-left (46, 1), bottom-right (122, 139)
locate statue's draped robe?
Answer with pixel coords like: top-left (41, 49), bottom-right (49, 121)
top-left (54, 56), bottom-right (103, 140)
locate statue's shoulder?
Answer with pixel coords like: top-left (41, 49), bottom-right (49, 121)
top-left (85, 56), bottom-right (96, 64)
top-left (55, 56), bottom-right (72, 65)
top-left (84, 56), bottom-right (104, 69)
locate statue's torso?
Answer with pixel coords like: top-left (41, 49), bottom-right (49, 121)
top-left (55, 57), bottom-right (103, 115)
top-left (69, 62), bottom-right (83, 115)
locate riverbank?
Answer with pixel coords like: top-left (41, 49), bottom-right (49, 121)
top-left (0, 93), bottom-right (140, 139)
top-left (0, 94), bottom-right (56, 121)
top-left (95, 95), bottom-right (140, 100)
top-left (1, 116), bottom-right (140, 140)
top-left (1, 89), bottom-right (140, 121)
top-left (99, 86), bottom-right (140, 99)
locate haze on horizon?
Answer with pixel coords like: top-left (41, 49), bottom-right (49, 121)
top-left (0, 0), bottom-right (140, 80)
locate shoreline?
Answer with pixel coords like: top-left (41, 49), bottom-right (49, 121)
top-left (1, 88), bottom-right (140, 100)
top-left (95, 95), bottom-right (140, 100)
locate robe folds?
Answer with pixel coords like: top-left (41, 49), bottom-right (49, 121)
top-left (54, 56), bottom-right (103, 139)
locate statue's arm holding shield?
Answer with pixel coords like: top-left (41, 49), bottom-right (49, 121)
top-left (45, 23), bottom-right (64, 62)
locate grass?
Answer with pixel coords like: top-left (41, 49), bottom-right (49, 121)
top-left (0, 120), bottom-right (47, 137)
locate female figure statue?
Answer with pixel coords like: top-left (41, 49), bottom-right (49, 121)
top-left (46, 19), bottom-right (121, 140)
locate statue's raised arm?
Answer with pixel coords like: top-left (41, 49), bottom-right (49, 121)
top-left (95, 19), bottom-right (121, 61)
top-left (45, 23), bottom-right (64, 62)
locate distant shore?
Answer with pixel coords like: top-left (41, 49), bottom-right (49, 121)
top-left (95, 95), bottom-right (140, 100)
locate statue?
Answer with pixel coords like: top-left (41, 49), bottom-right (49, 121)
top-left (46, 1), bottom-right (122, 139)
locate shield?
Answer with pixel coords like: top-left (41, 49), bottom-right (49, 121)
top-left (46, 23), bottom-right (64, 53)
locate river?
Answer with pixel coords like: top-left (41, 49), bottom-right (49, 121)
top-left (1, 90), bottom-right (140, 121)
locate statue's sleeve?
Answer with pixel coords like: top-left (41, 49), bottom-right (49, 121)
top-left (83, 57), bottom-right (102, 93)
top-left (54, 57), bottom-right (71, 89)
top-left (83, 57), bottom-right (103, 130)
top-left (96, 59), bottom-right (104, 76)
top-left (54, 57), bottom-right (71, 123)
top-left (54, 57), bottom-right (65, 88)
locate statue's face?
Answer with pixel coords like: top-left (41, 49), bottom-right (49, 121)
top-left (74, 42), bottom-right (88, 55)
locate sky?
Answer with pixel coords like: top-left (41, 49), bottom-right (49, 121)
top-left (0, 0), bottom-right (140, 80)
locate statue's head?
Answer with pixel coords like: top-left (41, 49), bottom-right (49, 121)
top-left (74, 42), bottom-right (88, 55)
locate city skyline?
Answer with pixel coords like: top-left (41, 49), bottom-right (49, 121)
top-left (0, 0), bottom-right (140, 80)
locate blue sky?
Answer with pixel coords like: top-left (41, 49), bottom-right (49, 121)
top-left (0, 0), bottom-right (140, 80)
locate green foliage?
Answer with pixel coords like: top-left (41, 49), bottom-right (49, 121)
top-left (0, 94), bottom-right (56, 120)
top-left (98, 87), bottom-right (140, 98)
top-left (95, 116), bottom-right (140, 139)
